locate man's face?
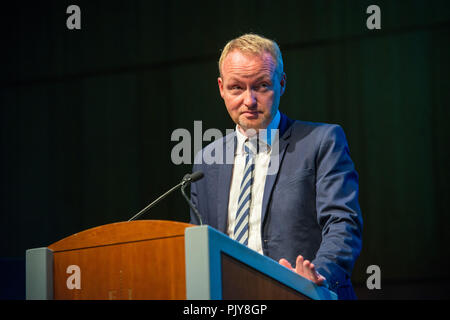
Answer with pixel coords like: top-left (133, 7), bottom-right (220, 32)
top-left (218, 50), bottom-right (286, 133)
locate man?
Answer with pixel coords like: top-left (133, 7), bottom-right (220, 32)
top-left (190, 34), bottom-right (363, 300)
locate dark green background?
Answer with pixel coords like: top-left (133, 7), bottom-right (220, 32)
top-left (1, 0), bottom-right (449, 299)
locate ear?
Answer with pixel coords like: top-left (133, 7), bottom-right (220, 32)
top-left (279, 72), bottom-right (286, 96)
top-left (218, 77), bottom-right (225, 98)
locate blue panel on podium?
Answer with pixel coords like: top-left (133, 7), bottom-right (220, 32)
top-left (185, 225), bottom-right (337, 300)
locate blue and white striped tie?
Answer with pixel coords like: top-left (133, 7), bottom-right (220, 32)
top-left (234, 140), bottom-right (255, 246)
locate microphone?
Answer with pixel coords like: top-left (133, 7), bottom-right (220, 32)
top-left (182, 171), bottom-right (204, 185)
top-left (127, 171), bottom-right (204, 222)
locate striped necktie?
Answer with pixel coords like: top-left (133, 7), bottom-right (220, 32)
top-left (234, 140), bottom-right (255, 246)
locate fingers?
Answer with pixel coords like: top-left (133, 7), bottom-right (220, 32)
top-left (296, 256), bottom-right (315, 281)
top-left (295, 255), bottom-right (304, 275)
top-left (279, 258), bottom-right (294, 271)
top-left (315, 274), bottom-right (326, 286)
top-left (281, 255), bottom-right (327, 286)
top-left (305, 261), bottom-right (317, 280)
top-left (304, 260), bottom-right (316, 281)
top-left (297, 256), bottom-right (326, 285)
top-left (305, 262), bottom-right (326, 285)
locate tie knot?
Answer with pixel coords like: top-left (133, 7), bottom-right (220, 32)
top-left (244, 139), bottom-right (257, 156)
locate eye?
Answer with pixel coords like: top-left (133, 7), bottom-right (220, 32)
top-left (228, 85), bottom-right (243, 92)
top-left (256, 82), bottom-right (270, 91)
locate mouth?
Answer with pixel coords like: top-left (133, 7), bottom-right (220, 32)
top-left (241, 110), bottom-right (260, 118)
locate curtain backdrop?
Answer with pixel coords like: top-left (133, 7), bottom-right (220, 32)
top-left (1, 0), bottom-right (449, 298)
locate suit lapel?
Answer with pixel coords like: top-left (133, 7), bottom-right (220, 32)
top-left (261, 113), bottom-right (294, 226)
top-left (216, 133), bottom-right (236, 233)
top-left (215, 113), bottom-right (294, 234)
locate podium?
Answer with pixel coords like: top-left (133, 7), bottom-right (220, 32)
top-left (26, 220), bottom-right (337, 300)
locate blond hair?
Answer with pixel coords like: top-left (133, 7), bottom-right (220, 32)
top-left (218, 33), bottom-right (284, 77)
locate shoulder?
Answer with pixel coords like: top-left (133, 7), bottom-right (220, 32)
top-left (280, 112), bottom-right (344, 138)
top-left (288, 119), bottom-right (346, 143)
top-left (293, 120), bottom-right (342, 132)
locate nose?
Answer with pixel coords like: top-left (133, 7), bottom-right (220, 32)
top-left (243, 89), bottom-right (257, 108)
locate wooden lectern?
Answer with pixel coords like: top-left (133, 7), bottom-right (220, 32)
top-left (26, 220), bottom-right (337, 300)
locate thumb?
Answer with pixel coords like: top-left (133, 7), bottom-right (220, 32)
top-left (279, 258), bottom-right (293, 270)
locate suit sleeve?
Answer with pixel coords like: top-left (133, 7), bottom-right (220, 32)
top-left (312, 124), bottom-right (363, 296)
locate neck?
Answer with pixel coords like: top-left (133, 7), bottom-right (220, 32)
top-left (236, 110), bottom-right (281, 146)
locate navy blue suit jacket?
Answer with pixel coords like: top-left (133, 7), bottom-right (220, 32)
top-left (190, 113), bottom-right (363, 299)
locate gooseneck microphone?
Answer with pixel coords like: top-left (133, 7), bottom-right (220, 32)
top-left (127, 171), bottom-right (204, 223)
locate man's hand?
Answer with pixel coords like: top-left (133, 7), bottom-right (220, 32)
top-left (279, 255), bottom-right (327, 286)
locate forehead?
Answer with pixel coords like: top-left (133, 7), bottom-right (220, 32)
top-left (221, 50), bottom-right (276, 80)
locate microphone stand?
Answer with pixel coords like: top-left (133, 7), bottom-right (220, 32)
top-left (181, 183), bottom-right (203, 225)
top-left (127, 172), bottom-right (204, 224)
top-left (128, 182), bottom-right (184, 222)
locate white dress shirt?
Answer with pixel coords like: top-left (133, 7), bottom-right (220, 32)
top-left (227, 110), bottom-right (281, 254)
